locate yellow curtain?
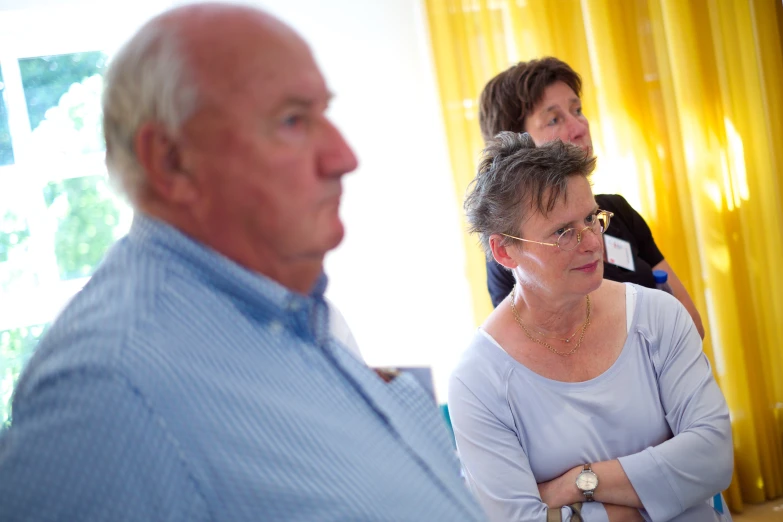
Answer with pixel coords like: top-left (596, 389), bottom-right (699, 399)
top-left (424, 0), bottom-right (783, 512)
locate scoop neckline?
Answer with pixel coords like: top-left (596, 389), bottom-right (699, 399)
top-left (480, 283), bottom-right (643, 390)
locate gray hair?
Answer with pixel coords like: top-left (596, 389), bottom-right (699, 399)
top-left (464, 132), bottom-right (597, 258)
top-left (102, 18), bottom-right (200, 204)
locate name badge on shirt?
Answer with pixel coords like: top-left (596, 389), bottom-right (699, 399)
top-left (604, 234), bottom-right (635, 271)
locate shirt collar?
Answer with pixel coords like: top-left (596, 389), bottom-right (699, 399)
top-left (127, 212), bottom-right (328, 313)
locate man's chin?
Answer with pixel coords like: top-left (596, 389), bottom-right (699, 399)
top-left (324, 221), bottom-right (345, 252)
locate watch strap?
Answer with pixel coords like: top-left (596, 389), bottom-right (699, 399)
top-left (546, 503), bottom-right (584, 522)
top-left (570, 503), bottom-right (584, 522)
top-left (578, 463), bottom-right (596, 502)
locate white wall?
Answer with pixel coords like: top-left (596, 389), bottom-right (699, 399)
top-left (255, 0), bottom-right (475, 399)
top-left (0, 0), bottom-right (477, 400)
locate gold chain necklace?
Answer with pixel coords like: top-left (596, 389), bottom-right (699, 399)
top-left (509, 285), bottom-right (591, 357)
top-left (530, 325), bottom-right (581, 344)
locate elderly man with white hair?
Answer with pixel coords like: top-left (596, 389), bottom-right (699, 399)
top-left (0, 3), bottom-right (486, 521)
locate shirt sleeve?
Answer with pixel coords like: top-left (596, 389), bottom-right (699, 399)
top-left (613, 195), bottom-right (664, 267)
top-left (617, 293), bottom-right (733, 522)
top-left (449, 376), bottom-right (609, 522)
top-left (0, 367), bottom-right (210, 522)
top-left (486, 260), bottom-right (515, 308)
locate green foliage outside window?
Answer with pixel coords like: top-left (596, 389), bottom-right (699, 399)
top-left (0, 68), bottom-right (14, 166)
top-left (0, 211), bottom-right (29, 265)
top-left (44, 176), bottom-right (121, 280)
top-left (19, 51), bottom-right (107, 132)
top-left (0, 50), bottom-right (123, 425)
top-left (1, 324), bottom-right (47, 428)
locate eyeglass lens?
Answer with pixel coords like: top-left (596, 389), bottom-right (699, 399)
top-left (556, 212), bottom-right (611, 251)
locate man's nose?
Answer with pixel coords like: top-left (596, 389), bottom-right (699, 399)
top-left (320, 119), bottom-right (358, 179)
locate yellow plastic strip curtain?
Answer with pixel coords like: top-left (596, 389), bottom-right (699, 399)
top-left (423, 0), bottom-right (783, 512)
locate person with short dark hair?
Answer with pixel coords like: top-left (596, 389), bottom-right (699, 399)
top-left (450, 131), bottom-right (733, 521)
top-left (479, 58), bottom-right (704, 339)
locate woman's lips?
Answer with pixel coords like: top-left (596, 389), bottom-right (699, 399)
top-left (573, 260), bottom-right (599, 272)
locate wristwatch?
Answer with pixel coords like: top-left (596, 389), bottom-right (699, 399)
top-left (575, 463), bottom-right (598, 502)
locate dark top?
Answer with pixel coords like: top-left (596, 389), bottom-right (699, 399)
top-left (486, 194), bottom-right (665, 307)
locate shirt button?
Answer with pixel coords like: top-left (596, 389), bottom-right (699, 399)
top-left (269, 321), bottom-right (283, 335)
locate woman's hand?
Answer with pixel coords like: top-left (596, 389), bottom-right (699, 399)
top-left (538, 465), bottom-right (582, 508)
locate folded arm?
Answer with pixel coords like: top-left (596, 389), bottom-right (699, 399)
top-left (618, 297), bottom-right (732, 520)
top-left (537, 297), bottom-right (731, 521)
top-left (449, 377), bottom-right (615, 522)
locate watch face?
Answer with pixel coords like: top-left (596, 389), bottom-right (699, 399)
top-left (576, 471), bottom-right (598, 491)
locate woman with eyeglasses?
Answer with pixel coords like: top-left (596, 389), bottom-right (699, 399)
top-left (449, 132), bottom-right (732, 522)
top-left (479, 58), bottom-right (704, 339)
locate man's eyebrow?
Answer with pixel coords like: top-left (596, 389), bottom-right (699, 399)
top-left (281, 91), bottom-right (335, 108)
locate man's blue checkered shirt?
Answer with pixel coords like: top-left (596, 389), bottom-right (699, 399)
top-left (0, 213), bottom-right (485, 522)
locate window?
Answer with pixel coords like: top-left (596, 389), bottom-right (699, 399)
top-left (0, 69), bottom-right (13, 166)
top-left (0, 324), bottom-right (46, 424)
top-left (0, 0), bottom-right (182, 425)
top-left (0, 51), bottom-right (133, 425)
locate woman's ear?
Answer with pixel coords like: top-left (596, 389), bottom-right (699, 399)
top-left (489, 233), bottom-right (519, 269)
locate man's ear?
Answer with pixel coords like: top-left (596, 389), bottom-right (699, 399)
top-left (489, 233), bottom-right (519, 270)
top-left (134, 122), bottom-right (199, 204)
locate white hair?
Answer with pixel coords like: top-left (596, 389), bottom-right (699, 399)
top-left (102, 18), bottom-right (200, 204)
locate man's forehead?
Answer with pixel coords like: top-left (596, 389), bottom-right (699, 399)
top-left (193, 35), bottom-right (327, 105)
top-left (249, 63), bottom-right (330, 107)
top-left (176, 7), bottom-right (316, 81)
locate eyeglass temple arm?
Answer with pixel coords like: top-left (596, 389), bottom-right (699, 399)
top-left (499, 233), bottom-right (559, 247)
